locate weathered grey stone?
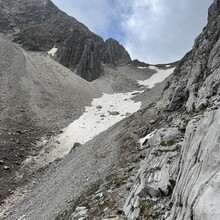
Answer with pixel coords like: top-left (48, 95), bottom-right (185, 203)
top-left (70, 206), bottom-right (88, 220)
top-left (123, 128), bottom-right (182, 220)
top-left (109, 111), bottom-right (120, 116)
top-left (105, 38), bottom-right (131, 65)
top-left (167, 110), bottom-right (220, 220)
top-left (73, 142), bottom-right (82, 148)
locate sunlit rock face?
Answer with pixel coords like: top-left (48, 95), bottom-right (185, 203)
top-left (123, 1), bottom-right (220, 219)
top-left (167, 110), bottom-right (220, 220)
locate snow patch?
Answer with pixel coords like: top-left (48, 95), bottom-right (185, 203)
top-left (47, 47), bottom-right (58, 56)
top-left (137, 66), bottom-right (147, 69)
top-left (49, 91), bottom-right (143, 160)
top-left (137, 66), bottom-right (175, 88)
top-left (139, 130), bottom-right (156, 149)
top-left (166, 64), bottom-right (171, 67)
top-left (71, 206), bottom-right (88, 220)
top-left (29, 65), bottom-right (175, 166)
top-left (148, 65), bottom-right (157, 70)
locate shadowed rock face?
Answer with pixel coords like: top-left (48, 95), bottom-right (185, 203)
top-left (0, 0), bottom-right (131, 81)
top-left (105, 38), bottom-right (131, 65)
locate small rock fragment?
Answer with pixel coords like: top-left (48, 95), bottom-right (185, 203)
top-left (108, 111), bottom-right (120, 116)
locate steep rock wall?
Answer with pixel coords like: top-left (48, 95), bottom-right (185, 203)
top-left (167, 110), bottom-right (220, 220)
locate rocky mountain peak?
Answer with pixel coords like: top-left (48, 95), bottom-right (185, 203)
top-left (0, 0), bottom-right (131, 81)
top-left (105, 38), bottom-right (131, 65)
top-left (208, 0), bottom-right (220, 23)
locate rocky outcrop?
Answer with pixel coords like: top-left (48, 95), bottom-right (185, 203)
top-left (159, 0), bottom-right (220, 112)
top-left (0, 0), bottom-right (131, 81)
top-left (105, 38), bottom-right (131, 65)
top-left (167, 110), bottom-right (220, 220)
top-left (124, 109), bottom-right (220, 220)
top-left (123, 128), bottom-right (183, 220)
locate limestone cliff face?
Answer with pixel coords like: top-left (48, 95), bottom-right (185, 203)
top-left (123, 1), bottom-right (220, 219)
top-left (167, 110), bottom-right (220, 220)
top-left (0, 0), bottom-right (131, 81)
top-left (159, 0), bottom-right (220, 112)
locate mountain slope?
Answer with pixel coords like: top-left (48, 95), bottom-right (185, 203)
top-left (0, 29), bottom-right (172, 209)
top-left (1, 0), bottom-right (219, 220)
top-left (0, 35), bottom-right (101, 204)
top-left (0, 0), bottom-right (131, 81)
top-left (0, 64), bottom-right (176, 220)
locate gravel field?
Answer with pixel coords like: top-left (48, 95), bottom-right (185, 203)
top-left (0, 35), bottom-right (175, 220)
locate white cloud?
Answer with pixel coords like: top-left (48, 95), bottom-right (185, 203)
top-left (118, 0), bottom-right (212, 63)
top-left (52, 0), bottom-right (213, 63)
top-left (119, 0), bottom-right (168, 58)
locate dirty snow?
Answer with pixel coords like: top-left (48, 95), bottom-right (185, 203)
top-left (47, 91), bottom-right (143, 160)
top-left (48, 66), bottom-right (175, 161)
top-left (137, 66), bottom-right (175, 88)
top-left (47, 47), bottom-right (58, 56)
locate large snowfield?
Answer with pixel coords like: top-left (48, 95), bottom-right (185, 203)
top-left (51, 91), bottom-right (143, 159)
top-left (47, 65), bottom-right (175, 162)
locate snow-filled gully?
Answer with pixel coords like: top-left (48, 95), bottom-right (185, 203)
top-left (138, 66), bottom-right (175, 88)
top-left (39, 66), bottom-right (175, 164)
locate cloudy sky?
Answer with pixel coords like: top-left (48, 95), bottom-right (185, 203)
top-left (52, 0), bottom-right (213, 64)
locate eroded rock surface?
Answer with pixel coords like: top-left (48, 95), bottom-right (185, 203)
top-left (167, 110), bottom-right (220, 220)
top-left (124, 128), bottom-right (182, 220)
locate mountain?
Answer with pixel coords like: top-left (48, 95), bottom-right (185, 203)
top-left (0, 0), bottom-right (220, 220)
top-left (0, 9), bottom-right (160, 207)
top-left (0, 0), bottom-right (131, 81)
top-left (0, 35), bottom-right (101, 204)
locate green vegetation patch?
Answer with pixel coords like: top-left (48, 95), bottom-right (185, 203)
top-left (160, 139), bottom-right (176, 146)
top-left (140, 199), bottom-right (150, 219)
